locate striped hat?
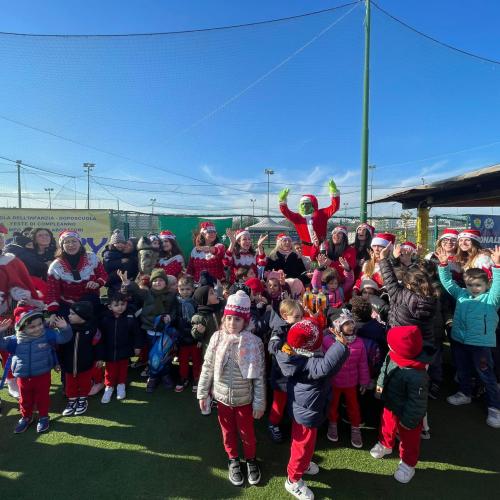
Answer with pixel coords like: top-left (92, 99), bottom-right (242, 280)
top-left (159, 230), bottom-right (176, 240)
top-left (200, 221), bottom-right (216, 234)
top-left (401, 241), bottom-right (417, 253)
top-left (356, 223), bottom-right (375, 236)
top-left (276, 233), bottom-right (291, 242)
top-left (458, 229), bottom-right (481, 242)
top-left (59, 230), bottom-right (81, 245)
top-left (332, 225), bottom-right (348, 236)
top-left (224, 290), bottom-right (251, 321)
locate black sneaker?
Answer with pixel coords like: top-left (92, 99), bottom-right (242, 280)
top-left (268, 423), bottom-right (283, 443)
top-left (228, 458), bottom-right (244, 486)
top-left (146, 377), bottom-right (157, 393)
top-left (428, 383), bottom-right (440, 400)
top-left (74, 397), bottom-right (88, 416)
top-left (62, 398), bottom-right (78, 416)
top-left (246, 458), bottom-right (261, 485)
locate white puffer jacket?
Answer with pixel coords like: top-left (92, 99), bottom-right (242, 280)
top-left (197, 329), bottom-right (266, 412)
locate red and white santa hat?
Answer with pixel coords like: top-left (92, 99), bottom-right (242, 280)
top-left (371, 232), bottom-right (396, 248)
top-left (0, 223), bottom-right (8, 235)
top-left (224, 290), bottom-right (251, 321)
top-left (401, 241), bottom-right (417, 253)
top-left (14, 305), bottom-right (44, 331)
top-left (287, 319), bottom-right (322, 354)
top-left (299, 194), bottom-right (316, 205)
top-left (199, 221), bottom-right (217, 234)
top-left (159, 230), bottom-right (176, 240)
top-left (235, 229), bottom-right (250, 241)
top-left (356, 223), bottom-right (375, 236)
top-left (332, 226), bottom-right (348, 236)
top-left (438, 228), bottom-right (459, 241)
top-left (458, 229), bottom-right (481, 242)
top-left (276, 232), bottom-right (291, 242)
top-left (59, 230), bottom-right (81, 246)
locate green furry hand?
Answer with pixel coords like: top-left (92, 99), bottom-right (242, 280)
top-left (328, 179), bottom-right (338, 195)
top-left (278, 187), bottom-right (290, 203)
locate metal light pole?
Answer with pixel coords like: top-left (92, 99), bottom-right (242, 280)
top-left (83, 162), bottom-right (95, 210)
top-left (264, 169), bottom-right (274, 217)
top-left (343, 202), bottom-right (349, 223)
top-left (16, 160), bottom-right (22, 208)
top-left (150, 198), bottom-right (156, 215)
top-left (250, 198), bottom-right (256, 218)
top-left (368, 164), bottom-right (376, 219)
top-left (44, 188), bottom-right (54, 210)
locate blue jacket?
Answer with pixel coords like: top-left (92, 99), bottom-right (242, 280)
top-left (268, 310), bottom-right (290, 392)
top-left (438, 264), bottom-right (500, 347)
top-left (0, 326), bottom-right (73, 378)
top-left (276, 341), bottom-right (348, 428)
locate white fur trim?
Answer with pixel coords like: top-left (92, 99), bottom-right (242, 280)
top-left (371, 237), bottom-right (390, 248)
top-left (10, 287), bottom-right (31, 301)
top-left (0, 254), bottom-right (15, 265)
top-left (190, 248), bottom-right (216, 260)
top-left (235, 230), bottom-right (250, 241)
top-left (48, 252), bottom-right (100, 283)
top-left (158, 255), bottom-right (184, 267)
top-left (458, 231), bottom-right (481, 243)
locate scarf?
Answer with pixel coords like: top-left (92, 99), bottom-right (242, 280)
top-left (65, 253), bottom-right (82, 281)
top-left (389, 350), bottom-right (427, 370)
top-left (215, 329), bottom-right (263, 380)
top-left (178, 296), bottom-right (196, 323)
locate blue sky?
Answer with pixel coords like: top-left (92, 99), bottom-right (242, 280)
top-left (0, 0), bottom-right (499, 217)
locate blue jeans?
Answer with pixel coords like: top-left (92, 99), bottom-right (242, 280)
top-left (454, 342), bottom-right (500, 409)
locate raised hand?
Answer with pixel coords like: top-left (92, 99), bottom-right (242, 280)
top-left (339, 256), bottom-right (351, 271)
top-left (225, 228), bottom-right (236, 243)
top-left (379, 243), bottom-right (393, 260)
top-left (278, 187), bottom-right (290, 204)
top-left (53, 316), bottom-right (68, 329)
top-left (328, 178), bottom-right (338, 195)
top-left (392, 244), bottom-right (401, 259)
top-left (0, 318), bottom-right (12, 333)
top-left (117, 270), bottom-right (128, 283)
top-left (257, 233), bottom-right (268, 247)
top-left (435, 246), bottom-right (449, 265)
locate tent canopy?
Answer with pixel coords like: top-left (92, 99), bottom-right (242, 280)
top-left (246, 217), bottom-right (292, 232)
top-left (369, 164), bottom-right (500, 209)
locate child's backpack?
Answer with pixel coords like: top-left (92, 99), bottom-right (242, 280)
top-left (148, 316), bottom-right (178, 377)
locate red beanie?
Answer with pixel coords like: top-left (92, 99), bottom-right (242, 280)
top-left (14, 305), bottom-right (43, 331)
top-left (387, 326), bottom-right (423, 360)
top-left (244, 277), bottom-right (264, 294)
top-left (287, 319), bottom-right (322, 353)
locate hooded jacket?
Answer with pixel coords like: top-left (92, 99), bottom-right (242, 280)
top-left (268, 309), bottom-right (291, 392)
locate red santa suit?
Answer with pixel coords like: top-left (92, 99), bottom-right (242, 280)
top-left (280, 193), bottom-right (340, 259)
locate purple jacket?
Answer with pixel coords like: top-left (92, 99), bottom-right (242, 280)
top-left (323, 334), bottom-right (370, 388)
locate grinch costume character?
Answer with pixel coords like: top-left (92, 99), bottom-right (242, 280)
top-left (278, 179), bottom-right (340, 260)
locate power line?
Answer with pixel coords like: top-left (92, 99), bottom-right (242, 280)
top-left (371, 1), bottom-right (500, 66)
top-left (0, 2), bottom-right (361, 38)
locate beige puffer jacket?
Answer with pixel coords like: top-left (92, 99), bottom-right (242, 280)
top-left (197, 330), bottom-right (266, 412)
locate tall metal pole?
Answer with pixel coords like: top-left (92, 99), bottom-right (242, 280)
top-left (45, 188), bottom-right (54, 210)
top-left (360, 0), bottom-right (371, 223)
top-left (250, 198), bottom-right (256, 218)
top-left (16, 160), bottom-right (22, 208)
top-left (369, 164), bottom-right (376, 219)
top-left (83, 162), bottom-right (95, 210)
top-left (264, 169), bottom-right (274, 217)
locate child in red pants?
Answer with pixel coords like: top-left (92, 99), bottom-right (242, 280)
top-left (99, 292), bottom-right (143, 403)
top-left (268, 299), bottom-right (304, 443)
top-left (370, 325), bottom-right (431, 484)
top-left (323, 310), bottom-right (370, 448)
top-left (197, 291), bottom-right (265, 487)
top-left (276, 319), bottom-right (348, 499)
top-left (0, 306), bottom-right (72, 433)
top-left (60, 301), bottom-right (104, 417)
top-left (175, 276), bottom-right (202, 393)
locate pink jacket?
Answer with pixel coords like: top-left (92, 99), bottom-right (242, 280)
top-left (322, 334), bottom-right (370, 388)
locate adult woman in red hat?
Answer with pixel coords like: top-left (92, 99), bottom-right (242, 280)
top-left (157, 230), bottom-right (185, 278)
top-left (265, 233), bottom-right (306, 280)
top-left (456, 229), bottom-right (493, 276)
top-left (186, 222), bottom-right (226, 283)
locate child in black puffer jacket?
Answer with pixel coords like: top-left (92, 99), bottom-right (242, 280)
top-left (99, 292), bottom-right (144, 403)
top-left (103, 229), bottom-right (138, 291)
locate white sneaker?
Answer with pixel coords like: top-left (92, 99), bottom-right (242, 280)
top-left (6, 378), bottom-right (20, 399)
top-left (447, 391), bottom-right (472, 406)
top-left (370, 442), bottom-right (392, 459)
top-left (101, 386), bottom-right (114, 404)
top-left (394, 461), bottom-right (415, 483)
top-left (486, 407), bottom-right (500, 428)
top-left (116, 384), bottom-right (126, 400)
top-left (304, 462), bottom-right (319, 475)
top-left (89, 382), bottom-right (105, 396)
top-left (285, 478), bottom-right (314, 499)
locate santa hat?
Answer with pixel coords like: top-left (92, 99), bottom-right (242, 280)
top-left (59, 230), bottom-right (81, 246)
top-left (244, 277), bottom-right (264, 294)
top-left (287, 319), bottom-right (322, 354)
top-left (299, 194), bottom-right (318, 211)
top-left (235, 229), bottom-right (250, 241)
top-left (14, 305), bottom-right (43, 331)
top-left (371, 232), bottom-right (396, 248)
top-left (360, 279), bottom-right (379, 292)
top-left (333, 309), bottom-right (354, 331)
top-left (224, 290), bottom-right (251, 321)
top-left (401, 241), bottom-right (417, 253)
top-left (109, 229), bottom-right (126, 245)
top-left (458, 229), bottom-right (481, 243)
top-left (332, 226), bottom-right (348, 236)
top-left (356, 223), bottom-right (375, 236)
top-left (276, 233), bottom-right (291, 242)
top-left (200, 221), bottom-right (217, 234)
top-left (438, 228), bottom-right (459, 241)
top-left (0, 223), bottom-right (8, 235)
top-left (159, 230), bottom-right (176, 240)
top-left (387, 325), bottom-right (423, 360)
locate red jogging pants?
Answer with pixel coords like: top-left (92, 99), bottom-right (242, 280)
top-left (379, 407), bottom-right (422, 467)
top-left (287, 420), bottom-right (318, 482)
top-left (105, 359), bottom-right (129, 387)
top-left (18, 372), bottom-right (51, 418)
top-left (328, 385), bottom-right (361, 427)
top-left (65, 369), bottom-right (93, 398)
top-left (217, 402), bottom-right (256, 460)
top-left (178, 344), bottom-right (202, 382)
top-left (269, 389), bottom-right (288, 426)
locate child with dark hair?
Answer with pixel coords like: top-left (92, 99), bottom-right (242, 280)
top-left (437, 245), bottom-right (500, 428)
top-left (99, 292), bottom-right (143, 403)
top-left (157, 231), bottom-right (185, 278)
top-left (0, 306), bottom-right (72, 433)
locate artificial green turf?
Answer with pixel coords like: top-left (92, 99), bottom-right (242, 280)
top-left (1, 368), bottom-right (499, 500)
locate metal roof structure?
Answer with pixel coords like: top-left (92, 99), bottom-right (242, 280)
top-left (369, 164), bottom-right (500, 209)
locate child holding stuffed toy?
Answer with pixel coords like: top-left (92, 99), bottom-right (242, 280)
top-left (197, 291), bottom-right (265, 487)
